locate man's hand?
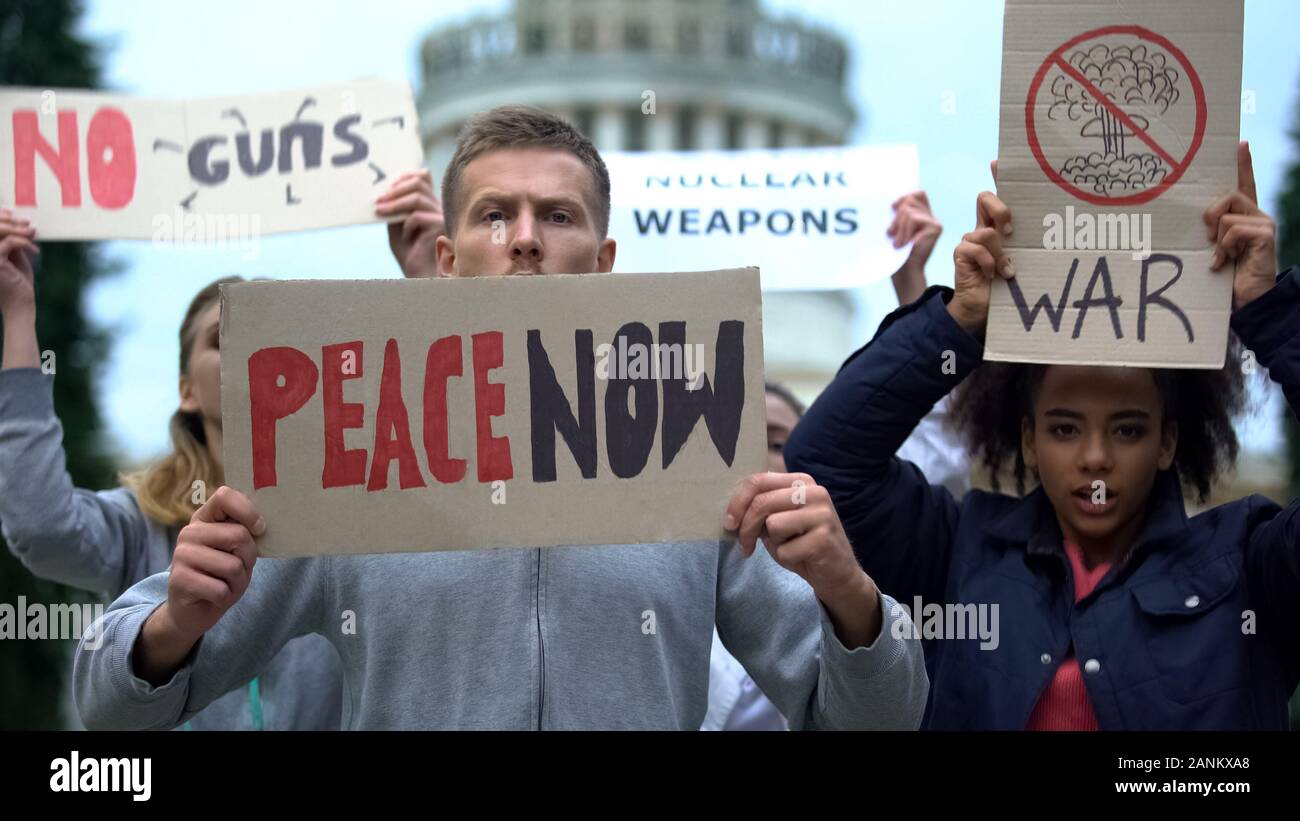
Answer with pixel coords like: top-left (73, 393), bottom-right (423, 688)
top-left (377, 169), bottom-right (445, 278)
top-left (134, 487), bottom-right (263, 685)
top-left (723, 472), bottom-right (882, 649)
top-left (1205, 141), bottom-right (1278, 310)
top-left (887, 190), bottom-right (942, 305)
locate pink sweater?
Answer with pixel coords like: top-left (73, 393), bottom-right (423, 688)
top-left (1026, 540), bottom-right (1111, 730)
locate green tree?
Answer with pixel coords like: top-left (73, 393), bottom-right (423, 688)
top-left (0, 0), bottom-right (117, 730)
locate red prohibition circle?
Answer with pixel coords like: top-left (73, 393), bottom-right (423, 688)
top-left (1025, 24), bottom-right (1208, 207)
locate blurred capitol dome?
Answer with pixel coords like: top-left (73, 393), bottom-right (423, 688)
top-left (417, 0), bottom-right (862, 403)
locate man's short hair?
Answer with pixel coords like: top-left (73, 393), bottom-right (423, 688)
top-left (441, 105), bottom-right (611, 239)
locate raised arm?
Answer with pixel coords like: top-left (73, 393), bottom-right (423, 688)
top-left (887, 189), bottom-right (943, 306)
top-left (1234, 269), bottom-right (1300, 647)
top-left (1207, 144), bottom-right (1300, 653)
top-left (0, 214), bottom-right (157, 594)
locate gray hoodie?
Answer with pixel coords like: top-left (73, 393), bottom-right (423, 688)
top-left (74, 529), bottom-right (928, 729)
top-left (0, 367), bottom-right (342, 730)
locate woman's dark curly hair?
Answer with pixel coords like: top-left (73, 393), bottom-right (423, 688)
top-left (949, 335), bottom-right (1248, 504)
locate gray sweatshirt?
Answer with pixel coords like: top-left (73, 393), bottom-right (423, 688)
top-left (74, 532), bottom-right (928, 730)
top-left (0, 367), bottom-right (342, 730)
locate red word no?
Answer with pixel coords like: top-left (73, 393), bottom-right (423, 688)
top-left (12, 108), bottom-right (137, 209)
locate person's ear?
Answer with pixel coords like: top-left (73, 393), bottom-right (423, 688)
top-left (596, 237), bottom-right (616, 273)
top-left (435, 234), bottom-right (456, 278)
top-left (1021, 415), bottom-right (1038, 470)
top-left (1158, 419), bottom-right (1178, 471)
top-left (179, 374), bottom-right (199, 414)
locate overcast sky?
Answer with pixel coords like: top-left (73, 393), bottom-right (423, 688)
top-left (73, 0), bottom-right (1300, 463)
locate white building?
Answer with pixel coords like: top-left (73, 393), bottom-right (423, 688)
top-left (417, 0), bottom-right (862, 402)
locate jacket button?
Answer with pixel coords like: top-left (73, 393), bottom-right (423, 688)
top-left (1040, 653), bottom-right (1051, 664)
top-left (1083, 658), bottom-right (1101, 675)
top-left (1185, 595), bottom-right (1200, 608)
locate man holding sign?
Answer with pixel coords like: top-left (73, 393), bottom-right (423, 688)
top-left (74, 106), bottom-right (927, 730)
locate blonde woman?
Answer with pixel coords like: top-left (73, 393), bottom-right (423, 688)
top-left (0, 170), bottom-right (441, 728)
top-left (0, 219), bottom-right (343, 728)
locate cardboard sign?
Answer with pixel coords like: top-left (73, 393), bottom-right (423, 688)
top-left (987, 0), bottom-right (1243, 368)
top-left (0, 80), bottom-right (422, 240)
top-left (220, 270), bottom-right (767, 557)
top-left (604, 145), bottom-right (919, 290)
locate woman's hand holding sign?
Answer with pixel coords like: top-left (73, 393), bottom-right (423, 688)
top-left (0, 209), bottom-right (38, 312)
top-left (1205, 142), bottom-right (1278, 310)
top-left (135, 487), bottom-right (264, 685)
top-left (947, 189), bottom-right (1017, 335)
top-left (0, 208), bottom-right (40, 370)
top-left (724, 472), bottom-right (884, 650)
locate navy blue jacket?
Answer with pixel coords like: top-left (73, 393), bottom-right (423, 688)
top-left (785, 268), bottom-right (1300, 730)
